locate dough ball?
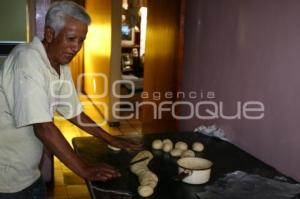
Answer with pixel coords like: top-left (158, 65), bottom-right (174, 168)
top-left (162, 142), bottom-right (173, 152)
top-left (144, 180), bottom-right (157, 188)
top-left (170, 148), bottom-right (183, 157)
top-left (139, 171), bottom-right (158, 187)
top-left (192, 142), bottom-right (204, 152)
top-left (174, 141), bottom-right (188, 151)
top-left (162, 139), bottom-right (172, 145)
top-left (162, 139), bottom-right (173, 152)
top-left (152, 139), bottom-right (163, 150)
top-left (107, 144), bottom-right (121, 151)
top-left (181, 150), bottom-right (195, 158)
top-left (138, 185), bottom-right (154, 197)
top-left (145, 171), bottom-right (158, 182)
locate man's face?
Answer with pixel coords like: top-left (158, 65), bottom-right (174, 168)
top-left (46, 16), bottom-right (88, 65)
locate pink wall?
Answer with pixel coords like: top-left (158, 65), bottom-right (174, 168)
top-left (180, 0), bottom-right (300, 181)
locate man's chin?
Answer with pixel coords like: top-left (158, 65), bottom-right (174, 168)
top-left (60, 58), bottom-right (73, 65)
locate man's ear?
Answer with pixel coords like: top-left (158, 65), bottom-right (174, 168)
top-left (44, 26), bottom-right (55, 43)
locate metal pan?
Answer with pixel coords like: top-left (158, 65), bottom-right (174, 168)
top-left (176, 157), bottom-right (213, 184)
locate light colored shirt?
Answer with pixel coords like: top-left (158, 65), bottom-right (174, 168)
top-left (0, 37), bottom-right (82, 193)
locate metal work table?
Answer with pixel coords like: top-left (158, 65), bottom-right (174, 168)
top-left (72, 132), bottom-right (300, 199)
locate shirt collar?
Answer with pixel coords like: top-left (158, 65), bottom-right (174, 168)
top-left (30, 37), bottom-right (60, 77)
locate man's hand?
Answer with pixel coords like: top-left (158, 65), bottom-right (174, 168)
top-left (33, 122), bottom-right (122, 182)
top-left (81, 163), bottom-right (121, 181)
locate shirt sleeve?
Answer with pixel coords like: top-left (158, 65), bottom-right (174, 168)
top-left (56, 66), bottom-right (83, 119)
top-left (13, 50), bottom-right (52, 128)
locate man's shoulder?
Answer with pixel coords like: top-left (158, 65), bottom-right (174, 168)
top-left (10, 38), bottom-right (44, 58)
top-left (2, 44), bottom-right (45, 77)
top-left (13, 44), bottom-right (41, 59)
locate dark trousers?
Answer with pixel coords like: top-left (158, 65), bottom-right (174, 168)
top-left (0, 177), bottom-right (47, 199)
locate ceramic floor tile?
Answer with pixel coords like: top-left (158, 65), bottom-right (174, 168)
top-left (63, 172), bottom-right (85, 185)
top-left (66, 185), bottom-right (90, 199)
top-left (61, 164), bottom-right (74, 173)
top-left (118, 121), bottom-right (132, 129)
top-left (119, 127), bottom-right (139, 135)
top-left (128, 121), bottom-right (142, 128)
top-left (47, 186), bottom-right (68, 199)
top-left (54, 173), bottom-right (64, 186)
top-left (54, 159), bottom-right (62, 171)
top-left (58, 125), bottom-right (80, 132)
top-left (135, 127), bottom-right (142, 133)
top-left (128, 119), bottom-right (142, 124)
top-left (78, 130), bottom-right (92, 137)
top-left (85, 114), bottom-right (104, 121)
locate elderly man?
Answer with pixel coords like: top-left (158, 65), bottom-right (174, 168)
top-left (0, 1), bottom-right (140, 198)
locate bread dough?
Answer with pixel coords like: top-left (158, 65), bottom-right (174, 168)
top-left (163, 142), bottom-right (173, 152)
top-left (138, 185), bottom-right (154, 197)
top-left (181, 150), bottom-right (195, 158)
top-left (175, 141), bottom-right (188, 151)
top-left (107, 144), bottom-right (121, 151)
top-left (192, 142), bottom-right (204, 152)
top-left (131, 150), bottom-right (153, 165)
top-left (162, 139), bottom-right (173, 152)
top-left (152, 139), bottom-right (163, 150)
top-left (139, 170), bottom-right (158, 186)
top-left (133, 167), bottom-right (148, 176)
top-left (170, 148), bottom-right (183, 157)
top-left (130, 150), bottom-right (158, 197)
top-left (162, 139), bottom-right (172, 144)
top-left (130, 150), bottom-right (153, 174)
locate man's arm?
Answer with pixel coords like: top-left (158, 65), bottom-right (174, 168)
top-left (33, 122), bottom-right (120, 181)
top-left (68, 112), bottom-right (142, 150)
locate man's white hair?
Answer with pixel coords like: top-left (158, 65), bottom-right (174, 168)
top-left (45, 1), bottom-right (91, 36)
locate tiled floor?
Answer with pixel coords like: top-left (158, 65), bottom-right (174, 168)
top-left (47, 95), bottom-right (142, 199)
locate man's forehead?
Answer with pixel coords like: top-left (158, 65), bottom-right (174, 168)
top-left (64, 15), bottom-right (86, 25)
top-left (61, 18), bottom-right (87, 31)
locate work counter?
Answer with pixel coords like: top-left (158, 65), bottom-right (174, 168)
top-left (72, 132), bottom-right (300, 199)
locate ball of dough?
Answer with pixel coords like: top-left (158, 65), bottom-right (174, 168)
top-left (138, 185), bottom-right (154, 197)
top-left (174, 141), bottom-right (188, 151)
top-left (192, 142), bottom-right (204, 152)
top-left (170, 148), bottom-right (183, 157)
top-left (162, 139), bottom-right (173, 152)
top-left (162, 139), bottom-right (172, 144)
top-left (107, 144), bottom-right (121, 151)
top-left (144, 180), bottom-right (157, 188)
top-left (181, 150), bottom-right (195, 158)
top-left (139, 171), bottom-right (158, 187)
top-left (163, 142), bottom-right (173, 152)
top-left (152, 139), bottom-right (163, 150)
